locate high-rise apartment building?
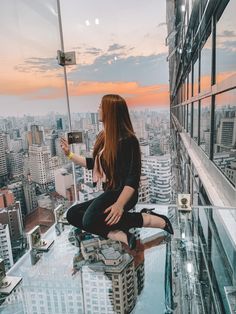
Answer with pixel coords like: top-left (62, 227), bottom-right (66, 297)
top-left (55, 168), bottom-right (73, 198)
top-left (22, 177), bottom-right (38, 214)
top-left (138, 175), bottom-right (150, 203)
top-left (0, 132), bottom-right (7, 186)
top-left (0, 201), bottom-right (23, 242)
top-left (27, 125), bottom-right (44, 146)
top-left (7, 152), bottom-right (24, 178)
top-left (216, 117), bottom-right (236, 152)
top-left (79, 238), bottom-right (138, 314)
top-left (8, 182), bottom-right (27, 216)
top-left (142, 155), bottom-right (171, 203)
top-left (0, 224), bottom-right (13, 271)
top-left (29, 145), bottom-right (54, 190)
top-left (56, 117), bottom-right (63, 130)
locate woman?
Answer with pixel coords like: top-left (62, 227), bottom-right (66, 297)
top-left (60, 94), bottom-right (173, 250)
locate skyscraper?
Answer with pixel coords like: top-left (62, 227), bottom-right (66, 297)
top-left (56, 118), bottom-right (63, 130)
top-left (27, 125), bottom-right (44, 146)
top-left (142, 155), bottom-right (171, 203)
top-left (0, 224), bottom-right (13, 271)
top-left (29, 145), bottom-right (54, 190)
top-left (0, 132), bottom-right (7, 186)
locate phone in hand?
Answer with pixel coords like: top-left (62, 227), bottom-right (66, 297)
top-left (66, 131), bottom-right (83, 144)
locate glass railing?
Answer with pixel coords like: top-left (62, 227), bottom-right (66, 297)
top-left (0, 204), bottom-right (235, 314)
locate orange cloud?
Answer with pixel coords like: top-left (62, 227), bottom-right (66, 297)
top-left (0, 71), bottom-right (169, 107)
top-left (68, 81), bottom-right (169, 107)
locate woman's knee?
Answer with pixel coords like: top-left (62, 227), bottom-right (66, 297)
top-left (66, 205), bottom-right (83, 226)
top-left (82, 214), bottom-right (95, 232)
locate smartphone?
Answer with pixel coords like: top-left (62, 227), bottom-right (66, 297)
top-left (66, 131), bottom-right (83, 144)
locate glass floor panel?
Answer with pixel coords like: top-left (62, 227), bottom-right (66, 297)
top-left (0, 205), bottom-right (235, 314)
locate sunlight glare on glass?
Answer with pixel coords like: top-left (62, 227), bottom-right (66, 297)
top-left (45, 4), bottom-right (58, 16)
top-left (95, 18), bottom-right (99, 25)
top-left (187, 262), bottom-right (193, 273)
top-left (85, 20), bottom-right (90, 26)
top-left (181, 4), bottom-right (186, 12)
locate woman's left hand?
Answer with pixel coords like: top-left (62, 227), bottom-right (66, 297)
top-left (104, 203), bottom-right (124, 225)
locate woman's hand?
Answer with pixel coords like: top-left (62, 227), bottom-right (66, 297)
top-left (104, 203), bottom-right (124, 226)
top-left (60, 137), bottom-right (70, 156)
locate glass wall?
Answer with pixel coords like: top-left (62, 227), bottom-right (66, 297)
top-left (0, 0), bottom-right (69, 258)
top-left (216, 0), bottom-right (236, 84)
top-left (171, 1), bottom-right (236, 189)
top-left (193, 58), bottom-right (199, 96)
top-left (59, 0), bottom-right (171, 204)
top-left (192, 101), bottom-right (199, 142)
top-left (187, 103), bottom-right (192, 134)
top-left (184, 105), bottom-right (188, 131)
top-left (200, 97), bottom-right (211, 156)
top-left (200, 33), bottom-right (212, 93)
top-left (214, 89), bottom-right (236, 186)
top-left (188, 70), bottom-right (192, 99)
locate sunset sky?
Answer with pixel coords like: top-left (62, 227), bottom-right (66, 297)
top-left (0, 0), bottom-right (235, 117)
top-left (0, 0), bottom-right (169, 116)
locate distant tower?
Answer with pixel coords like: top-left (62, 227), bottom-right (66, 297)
top-left (0, 132), bottom-right (8, 186)
top-left (27, 125), bottom-right (44, 146)
top-left (29, 145), bottom-right (54, 190)
top-left (56, 118), bottom-right (63, 130)
top-left (0, 224), bottom-right (13, 271)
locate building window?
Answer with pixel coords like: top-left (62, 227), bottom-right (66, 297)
top-left (200, 32), bottom-right (212, 93)
top-left (200, 97), bottom-right (211, 156)
top-left (216, 0), bottom-right (236, 84)
top-left (188, 70), bottom-right (192, 99)
top-left (213, 89), bottom-right (236, 186)
top-left (193, 58), bottom-right (199, 96)
top-left (187, 103), bottom-right (192, 134)
top-left (193, 101), bottom-right (199, 142)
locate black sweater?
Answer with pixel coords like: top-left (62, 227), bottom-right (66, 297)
top-left (86, 136), bottom-right (141, 190)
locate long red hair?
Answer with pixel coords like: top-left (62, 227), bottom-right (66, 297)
top-left (93, 94), bottom-right (135, 189)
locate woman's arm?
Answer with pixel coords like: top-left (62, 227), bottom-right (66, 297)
top-left (115, 186), bottom-right (135, 209)
top-left (68, 153), bottom-right (87, 167)
top-left (60, 137), bottom-right (87, 167)
top-left (105, 186), bottom-right (135, 225)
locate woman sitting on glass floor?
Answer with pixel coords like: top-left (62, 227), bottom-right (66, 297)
top-left (60, 94), bottom-right (173, 249)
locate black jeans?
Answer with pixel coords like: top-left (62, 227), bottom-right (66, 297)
top-left (66, 188), bottom-right (143, 238)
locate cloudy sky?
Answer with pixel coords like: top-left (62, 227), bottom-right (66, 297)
top-left (0, 0), bottom-right (169, 116)
top-left (0, 0), bottom-right (235, 117)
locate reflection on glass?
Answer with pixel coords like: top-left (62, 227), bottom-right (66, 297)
top-left (216, 0), bottom-right (236, 84)
top-left (214, 89), bottom-right (236, 186)
top-left (1, 205), bottom-right (236, 313)
top-left (188, 70), bottom-right (192, 99)
top-left (188, 103), bottom-right (192, 134)
top-left (200, 34), bottom-right (212, 93)
top-left (200, 97), bottom-right (211, 156)
top-left (185, 76), bottom-right (188, 101)
top-left (0, 0), bottom-right (70, 268)
top-left (184, 105), bottom-right (188, 130)
top-left (193, 101), bottom-right (199, 142)
top-left (0, 208), bottom-right (168, 314)
top-left (193, 59), bottom-right (199, 96)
